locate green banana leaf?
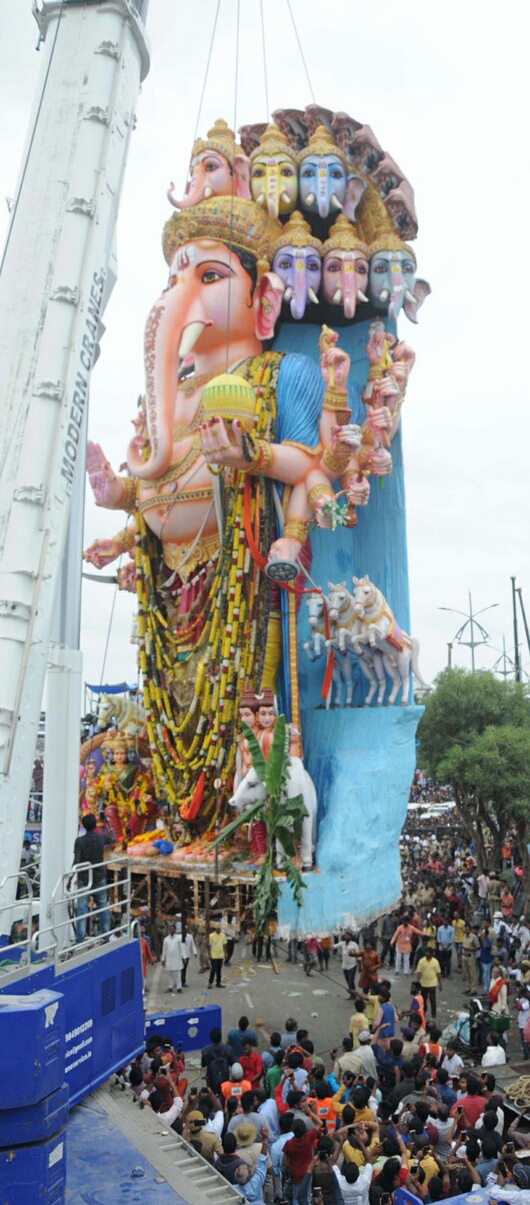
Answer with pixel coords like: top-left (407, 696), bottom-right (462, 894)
top-left (206, 799), bottom-right (264, 850)
top-left (264, 715), bottom-right (288, 797)
top-left (240, 720), bottom-right (268, 784)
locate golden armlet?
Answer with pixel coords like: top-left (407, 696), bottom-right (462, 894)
top-left (282, 519), bottom-right (309, 544)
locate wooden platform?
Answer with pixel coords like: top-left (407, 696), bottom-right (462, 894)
top-left (107, 855), bottom-right (257, 933)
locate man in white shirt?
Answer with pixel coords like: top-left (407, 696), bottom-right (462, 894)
top-left (481, 1033), bottom-right (506, 1067)
top-left (441, 1044), bottom-right (464, 1076)
top-left (334, 1159), bottom-right (373, 1205)
top-left (477, 873), bottom-right (490, 917)
top-left (335, 933), bottom-right (360, 994)
top-left (161, 924), bottom-right (184, 992)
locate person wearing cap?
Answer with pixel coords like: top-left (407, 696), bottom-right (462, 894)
top-left (234, 1126), bottom-right (270, 1203)
top-left (233, 1121), bottom-right (265, 1175)
top-left (220, 1063), bottom-right (252, 1108)
top-left (354, 1031), bottom-right (378, 1081)
top-left (182, 1110), bottom-right (223, 1164)
top-left (488, 1160), bottom-right (530, 1201)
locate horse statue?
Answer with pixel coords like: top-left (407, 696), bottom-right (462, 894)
top-left (97, 692), bottom-right (146, 735)
top-left (326, 581), bottom-right (393, 706)
top-left (229, 758), bottom-right (317, 871)
top-left (304, 590), bottom-right (356, 708)
top-left (352, 575), bottom-right (426, 705)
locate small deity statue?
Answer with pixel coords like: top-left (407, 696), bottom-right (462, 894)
top-left (167, 118), bottom-right (251, 210)
top-left (298, 126), bottom-right (348, 219)
top-left (249, 123), bottom-right (298, 219)
top-left (271, 211), bottom-right (322, 321)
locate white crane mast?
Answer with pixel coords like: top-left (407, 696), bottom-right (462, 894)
top-left (0, 0), bottom-right (150, 925)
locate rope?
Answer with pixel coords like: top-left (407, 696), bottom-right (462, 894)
top-left (225, 0), bottom-right (241, 370)
top-left (286, 0), bottom-right (316, 104)
top-left (98, 560), bottom-right (122, 688)
top-left (192, 0), bottom-right (222, 143)
top-left (505, 1077), bottom-right (530, 1108)
top-left (259, 0), bottom-right (270, 119)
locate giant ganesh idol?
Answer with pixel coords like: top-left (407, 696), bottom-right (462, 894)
top-left (85, 106), bottom-right (431, 933)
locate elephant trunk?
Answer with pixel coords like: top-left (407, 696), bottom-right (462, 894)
top-left (290, 263), bottom-right (309, 321)
top-left (388, 264), bottom-right (405, 323)
top-left (342, 264), bottom-right (357, 320)
top-left (126, 293), bottom-right (182, 481)
top-left (267, 173), bottom-right (281, 220)
top-left (317, 174), bottom-right (331, 218)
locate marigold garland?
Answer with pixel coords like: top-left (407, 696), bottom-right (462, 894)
top-left (134, 353), bottom-right (282, 827)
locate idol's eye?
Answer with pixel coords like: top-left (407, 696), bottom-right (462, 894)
top-left (325, 261), bottom-right (341, 273)
top-left (281, 166), bottom-right (295, 177)
top-left (356, 262), bottom-right (368, 275)
top-left (330, 167), bottom-right (344, 179)
top-left (403, 261), bottom-right (415, 274)
top-left (252, 167), bottom-right (265, 178)
top-left (277, 258), bottom-right (292, 270)
top-left (201, 269), bottom-right (223, 284)
top-left (301, 166), bottom-right (316, 178)
top-left (307, 260), bottom-right (320, 273)
top-left (373, 262), bottom-right (387, 273)
top-left (205, 159), bottom-right (220, 172)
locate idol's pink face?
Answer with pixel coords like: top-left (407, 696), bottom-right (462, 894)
top-left (322, 250), bottom-right (369, 319)
top-left (185, 151), bottom-right (233, 205)
top-left (239, 707), bottom-right (256, 728)
top-left (114, 750), bottom-right (127, 768)
top-left (258, 705), bottom-right (276, 730)
top-left (168, 239), bottom-right (257, 365)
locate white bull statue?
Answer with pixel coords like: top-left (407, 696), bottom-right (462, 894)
top-left (229, 758), bottom-right (317, 871)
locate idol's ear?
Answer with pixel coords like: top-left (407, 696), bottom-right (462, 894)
top-left (343, 173), bottom-right (367, 221)
top-left (404, 278), bottom-right (431, 324)
top-left (254, 271), bottom-right (283, 341)
top-left (233, 152), bottom-right (251, 200)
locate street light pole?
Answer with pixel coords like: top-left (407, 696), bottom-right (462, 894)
top-left (439, 594), bottom-right (498, 670)
top-left (512, 576), bottom-right (522, 684)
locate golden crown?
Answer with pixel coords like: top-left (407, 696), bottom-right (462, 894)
top-left (322, 214), bottom-right (368, 257)
top-left (270, 211), bottom-right (322, 257)
top-left (368, 231), bottom-right (416, 263)
top-left (250, 122), bottom-right (295, 162)
top-left (162, 196), bottom-right (282, 268)
top-left (191, 118), bottom-right (243, 166)
top-left (299, 124), bottom-right (348, 167)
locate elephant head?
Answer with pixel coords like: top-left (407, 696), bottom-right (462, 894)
top-left (271, 211), bottom-right (322, 320)
top-left (127, 199), bottom-right (283, 481)
top-left (368, 236), bottom-right (430, 323)
top-left (167, 119), bottom-right (250, 209)
top-left (321, 215), bottom-right (369, 320)
top-left (249, 123), bottom-right (298, 219)
top-left (298, 126), bottom-right (348, 219)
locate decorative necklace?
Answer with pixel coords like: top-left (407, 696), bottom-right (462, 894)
top-left (177, 365), bottom-right (225, 398)
top-left (153, 434), bottom-right (202, 488)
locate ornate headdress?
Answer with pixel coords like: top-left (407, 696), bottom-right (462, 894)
top-left (162, 197), bottom-right (282, 277)
top-left (106, 730), bottom-right (129, 756)
top-left (368, 230), bottom-right (417, 263)
top-left (250, 122), bottom-right (295, 162)
top-left (270, 211), bottom-right (322, 257)
top-left (322, 214), bottom-right (368, 258)
top-left (299, 125), bottom-right (348, 167)
top-left (191, 118), bottom-right (243, 166)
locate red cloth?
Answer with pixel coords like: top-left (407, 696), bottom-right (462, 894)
top-left (140, 937), bottom-right (154, 978)
top-left (284, 1127), bottom-right (318, 1184)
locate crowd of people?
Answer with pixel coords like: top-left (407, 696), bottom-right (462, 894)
top-left (116, 1002), bottom-right (530, 1205)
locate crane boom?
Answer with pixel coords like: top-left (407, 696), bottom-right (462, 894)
top-left (0, 0), bottom-right (149, 925)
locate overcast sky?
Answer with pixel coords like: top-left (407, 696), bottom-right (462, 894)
top-left (1, 0), bottom-right (529, 695)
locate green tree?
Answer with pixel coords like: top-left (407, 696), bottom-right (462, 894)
top-left (208, 715), bottom-right (307, 934)
top-left (418, 668), bottom-right (530, 871)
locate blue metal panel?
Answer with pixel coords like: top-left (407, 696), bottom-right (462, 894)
top-left (0, 941), bottom-right (145, 1108)
top-left (0, 989), bottom-right (65, 1107)
top-left (0, 1129), bottom-right (66, 1203)
top-left (0, 1084), bottom-right (69, 1148)
top-left (145, 1003), bottom-right (222, 1052)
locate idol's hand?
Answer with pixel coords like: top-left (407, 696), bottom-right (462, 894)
top-left (367, 406), bottom-right (392, 431)
top-left (320, 347), bottom-right (350, 389)
top-left (268, 536), bottom-right (302, 565)
top-left (86, 441), bottom-right (125, 509)
top-left (199, 418), bottom-right (249, 471)
top-left (343, 478), bottom-right (370, 507)
top-left (117, 561), bottom-right (136, 593)
top-left (83, 537), bottom-right (122, 569)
